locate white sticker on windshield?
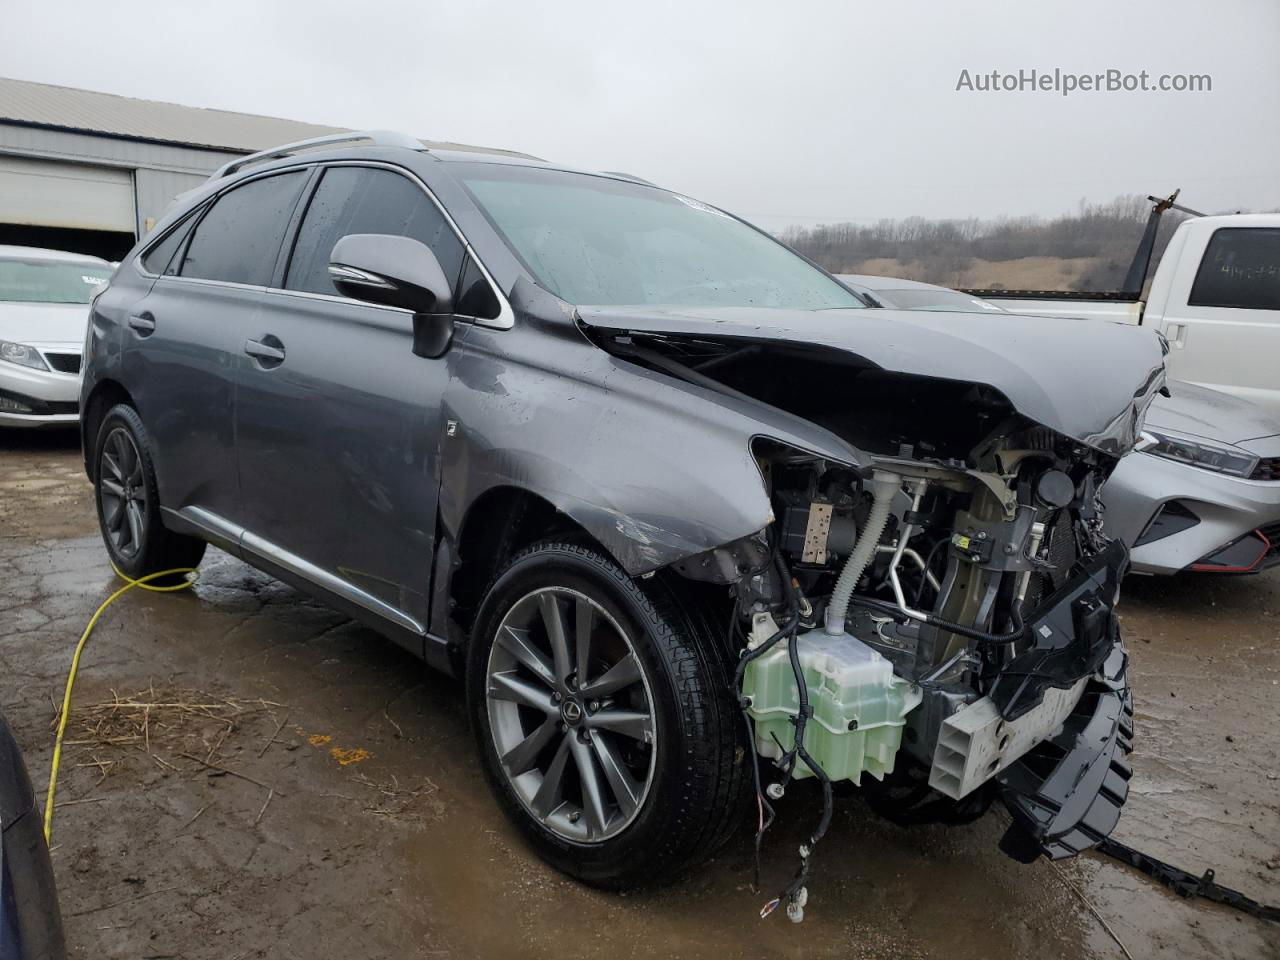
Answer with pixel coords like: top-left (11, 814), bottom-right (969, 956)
top-left (674, 195), bottom-right (732, 219)
top-left (82, 275), bottom-right (109, 285)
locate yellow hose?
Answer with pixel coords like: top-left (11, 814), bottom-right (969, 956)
top-left (43, 565), bottom-right (198, 843)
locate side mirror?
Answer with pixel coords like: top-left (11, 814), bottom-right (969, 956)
top-left (328, 234), bottom-right (455, 358)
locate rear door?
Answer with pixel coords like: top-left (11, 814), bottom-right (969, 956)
top-left (121, 170), bottom-right (309, 542)
top-left (1151, 225), bottom-right (1280, 415)
top-left (233, 163), bottom-right (468, 636)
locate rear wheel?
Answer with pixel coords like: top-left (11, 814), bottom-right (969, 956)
top-left (467, 540), bottom-right (748, 888)
top-left (93, 403), bottom-right (206, 580)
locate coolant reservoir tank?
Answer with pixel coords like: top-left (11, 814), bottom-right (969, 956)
top-left (744, 629), bottom-right (922, 783)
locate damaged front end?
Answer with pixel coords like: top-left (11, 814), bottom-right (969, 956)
top-left (583, 310), bottom-right (1162, 884)
top-left (730, 433), bottom-right (1135, 867)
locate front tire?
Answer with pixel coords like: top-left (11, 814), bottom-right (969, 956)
top-left (92, 403), bottom-right (206, 580)
top-left (467, 540), bottom-right (748, 889)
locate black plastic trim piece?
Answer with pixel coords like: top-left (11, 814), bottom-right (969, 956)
top-left (1134, 500), bottom-right (1200, 547)
top-left (0, 388), bottom-right (78, 416)
top-left (997, 643), bottom-right (1132, 862)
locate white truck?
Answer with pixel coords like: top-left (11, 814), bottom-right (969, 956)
top-left (967, 195), bottom-right (1280, 416)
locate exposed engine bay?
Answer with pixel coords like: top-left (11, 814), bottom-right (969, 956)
top-left (626, 333), bottom-right (1141, 921)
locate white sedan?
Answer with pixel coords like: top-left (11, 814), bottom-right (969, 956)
top-left (0, 245), bottom-right (112, 428)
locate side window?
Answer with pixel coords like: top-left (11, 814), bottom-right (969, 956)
top-left (1188, 228), bottom-right (1280, 311)
top-left (284, 167), bottom-right (465, 299)
top-left (456, 256), bottom-right (501, 320)
top-left (141, 211), bottom-right (198, 276)
top-left (179, 172), bottom-right (307, 286)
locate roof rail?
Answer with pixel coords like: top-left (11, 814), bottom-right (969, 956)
top-left (209, 130), bottom-right (423, 181)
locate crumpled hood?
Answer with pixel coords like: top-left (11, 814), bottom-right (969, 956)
top-left (1146, 379), bottom-right (1280, 445)
top-left (0, 301), bottom-right (91, 347)
top-left (578, 305), bottom-right (1167, 456)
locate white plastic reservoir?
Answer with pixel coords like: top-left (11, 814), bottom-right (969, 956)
top-left (744, 629), bottom-right (922, 783)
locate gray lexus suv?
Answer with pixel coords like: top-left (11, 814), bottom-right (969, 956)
top-left (80, 131), bottom-right (1165, 903)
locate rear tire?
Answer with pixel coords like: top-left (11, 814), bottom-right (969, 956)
top-left (467, 540), bottom-right (748, 889)
top-left (92, 403), bottom-right (206, 581)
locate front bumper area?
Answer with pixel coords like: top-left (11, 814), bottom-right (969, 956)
top-left (988, 539), bottom-right (1133, 861)
top-left (1104, 449), bottom-right (1280, 576)
top-left (1187, 521), bottom-right (1280, 574)
top-left (997, 644), bottom-right (1132, 861)
top-left (0, 389), bottom-right (79, 428)
top-left (0, 357), bottom-right (81, 428)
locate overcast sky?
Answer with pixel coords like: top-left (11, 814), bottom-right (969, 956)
top-left (3, 0), bottom-right (1276, 231)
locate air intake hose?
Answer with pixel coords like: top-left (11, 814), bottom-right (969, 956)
top-left (824, 469), bottom-right (901, 635)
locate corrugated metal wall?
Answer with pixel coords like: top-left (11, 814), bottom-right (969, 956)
top-left (133, 168), bottom-right (208, 235)
top-left (0, 123), bottom-right (241, 239)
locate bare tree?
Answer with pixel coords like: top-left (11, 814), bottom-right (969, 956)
top-left (780, 194), bottom-right (1201, 292)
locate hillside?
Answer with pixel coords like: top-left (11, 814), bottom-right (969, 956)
top-left (782, 195), bottom-right (1196, 292)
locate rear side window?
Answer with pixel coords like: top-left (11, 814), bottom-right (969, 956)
top-left (1188, 228), bottom-right (1280, 311)
top-left (285, 167), bottom-right (465, 298)
top-left (141, 210), bottom-right (199, 276)
top-left (179, 172), bottom-right (307, 286)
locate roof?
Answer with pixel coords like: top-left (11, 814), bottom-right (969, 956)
top-left (1173, 212), bottom-right (1280, 231)
top-left (0, 76), bottom-right (533, 158)
top-left (0, 244), bottom-right (110, 264)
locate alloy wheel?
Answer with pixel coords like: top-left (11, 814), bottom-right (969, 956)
top-left (485, 586), bottom-right (657, 843)
top-left (98, 427), bottom-right (147, 559)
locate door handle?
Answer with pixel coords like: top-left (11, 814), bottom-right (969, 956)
top-left (1166, 323), bottom-right (1188, 349)
top-left (244, 337), bottom-right (286, 364)
top-left (127, 313), bottom-right (156, 335)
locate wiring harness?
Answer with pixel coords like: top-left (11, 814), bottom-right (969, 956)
top-left (733, 553), bottom-right (834, 923)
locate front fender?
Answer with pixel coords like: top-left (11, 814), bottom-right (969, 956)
top-left (440, 318), bottom-right (868, 576)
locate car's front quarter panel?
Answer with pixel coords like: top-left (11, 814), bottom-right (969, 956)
top-left (437, 282), bottom-right (871, 585)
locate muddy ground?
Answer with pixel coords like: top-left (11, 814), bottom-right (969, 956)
top-left (0, 429), bottom-right (1276, 960)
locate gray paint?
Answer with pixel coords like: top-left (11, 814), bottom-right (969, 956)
top-left (81, 142), bottom-right (1165, 669)
top-left (577, 304), bottom-right (1167, 457)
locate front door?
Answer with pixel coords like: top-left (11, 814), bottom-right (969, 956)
top-left (233, 164), bottom-right (468, 635)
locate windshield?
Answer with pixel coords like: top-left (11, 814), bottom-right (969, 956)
top-left (872, 287), bottom-right (1007, 313)
top-left (458, 165), bottom-right (864, 311)
top-left (0, 259), bottom-right (111, 304)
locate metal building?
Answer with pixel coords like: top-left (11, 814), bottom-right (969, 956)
top-left (0, 78), bottom-right (529, 260)
top-left (0, 76), bottom-right (349, 259)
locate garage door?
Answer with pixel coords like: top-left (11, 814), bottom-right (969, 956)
top-left (0, 154), bottom-right (134, 233)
